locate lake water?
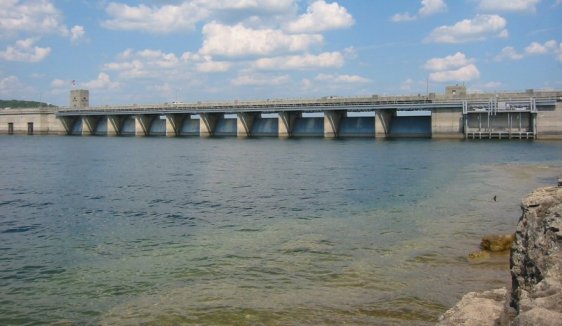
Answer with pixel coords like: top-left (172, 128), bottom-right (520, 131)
top-left (1, 136), bottom-right (562, 325)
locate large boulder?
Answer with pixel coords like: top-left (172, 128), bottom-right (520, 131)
top-left (509, 185), bottom-right (562, 325)
top-left (438, 182), bottom-right (562, 326)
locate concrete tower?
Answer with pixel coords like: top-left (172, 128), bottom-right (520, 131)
top-left (70, 89), bottom-right (89, 108)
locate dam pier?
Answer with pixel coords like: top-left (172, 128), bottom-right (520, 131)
top-left (2, 87), bottom-right (562, 139)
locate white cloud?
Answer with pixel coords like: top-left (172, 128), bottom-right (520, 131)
top-left (524, 40), bottom-right (558, 54)
top-left (231, 73), bottom-right (290, 86)
top-left (0, 38), bottom-right (51, 62)
top-left (419, 0), bottom-right (447, 16)
top-left (429, 64), bottom-right (480, 82)
top-left (70, 25), bottom-right (85, 43)
top-left (254, 52), bottom-right (344, 70)
top-left (390, 0), bottom-right (446, 22)
top-left (104, 49), bottom-right (183, 79)
top-left (424, 52), bottom-right (473, 71)
top-left (101, 0), bottom-right (299, 34)
top-left (205, 0), bottom-right (296, 13)
top-left (0, 0), bottom-right (85, 41)
top-left (482, 81), bottom-right (502, 89)
top-left (82, 73), bottom-right (120, 90)
top-left (315, 73), bottom-right (370, 83)
top-left (390, 12), bottom-right (417, 22)
top-left (425, 14), bottom-right (508, 43)
top-left (0, 0), bottom-right (66, 35)
top-left (51, 79), bottom-right (68, 88)
top-left (102, 2), bottom-right (208, 33)
top-left (478, 0), bottom-right (540, 12)
top-left (495, 46), bottom-right (524, 61)
top-left (495, 40), bottom-right (562, 62)
top-left (0, 75), bottom-right (33, 98)
top-left (401, 78), bottom-right (415, 91)
top-left (424, 52), bottom-right (480, 83)
top-left (200, 22), bottom-right (323, 57)
top-left (196, 60), bottom-right (231, 73)
top-left (285, 0), bottom-right (354, 33)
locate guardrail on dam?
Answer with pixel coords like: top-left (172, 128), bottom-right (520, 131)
top-left (1, 89), bottom-right (562, 139)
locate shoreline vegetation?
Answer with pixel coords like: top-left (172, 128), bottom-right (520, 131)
top-left (0, 99), bottom-right (56, 109)
top-left (438, 179), bottom-right (562, 325)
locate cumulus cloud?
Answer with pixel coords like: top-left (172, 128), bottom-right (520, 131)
top-left (82, 73), bottom-right (120, 90)
top-left (104, 49), bottom-right (182, 79)
top-left (101, 0), bottom-right (300, 34)
top-left (0, 75), bottom-right (33, 97)
top-left (285, 0), bottom-right (354, 33)
top-left (495, 40), bottom-right (562, 62)
top-left (425, 14), bottom-right (508, 43)
top-left (390, 13), bottom-right (417, 22)
top-left (70, 25), bottom-right (85, 43)
top-left (254, 52), bottom-right (344, 70)
top-left (102, 2), bottom-right (208, 33)
top-left (424, 52), bottom-right (473, 71)
top-left (495, 46), bottom-right (524, 61)
top-left (401, 78), bottom-right (415, 91)
top-left (419, 0), bottom-right (447, 16)
top-left (524, 40), bottom-right (558, 54)
top-left (196, 60), bottom-right (231, 73)
top-left (231, 73), bottom-right (290, 86)
top-left (0, 38), bottom-right (51, 62)
top-left (200, 22), bottom-right (323, 57)
top-left (424, 53), bottom-right (480, 82)
top-left (315, 73), bottom-right (370, 83)
top-left (391, 0), bottom-right (446, 22)
top-left (478, 0), bottom-right (540, 12)
top-left (0, 0), bottom-right (65, 35)
top-left (429, 64), bottom-right (480, 82)
top-left (205, 0), bottom-right (295, 13)
top-left (51, 79), bottom-right (68, 88)
top-left (0, 0), bottom-right (86, 41)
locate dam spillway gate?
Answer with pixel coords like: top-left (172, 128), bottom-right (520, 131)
top-left (463, 98), bottom-right (538, 139)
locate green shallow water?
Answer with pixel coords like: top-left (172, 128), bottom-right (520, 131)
top-left (1, 136), bottom-right (561, 325)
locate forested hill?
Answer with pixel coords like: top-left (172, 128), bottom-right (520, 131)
top-left (0, 100), bottom-right (57, 109)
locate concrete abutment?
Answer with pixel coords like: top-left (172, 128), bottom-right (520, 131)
top-left (324, 111), bottom-right (345, 138)
top-left (431, 109), bottom-right (464, 139)
top-left (278, 112), bottom-right (299, 138)
top-left (237, 112), bottom-right (257, 138)
top-left (200, 113), bottom-right (219, 137)
top-left (165, 114), bottom-right (185, 137)
top-left (135, 115), bottom-right (155, 137)
top-left (375, 110), bottom-right (393, 139)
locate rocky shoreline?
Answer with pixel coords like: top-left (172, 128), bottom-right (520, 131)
top-left (438, 180), bottom-right (562, 326)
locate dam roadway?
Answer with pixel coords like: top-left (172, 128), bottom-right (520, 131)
top-left (2, 88), bottom-right (562, 139)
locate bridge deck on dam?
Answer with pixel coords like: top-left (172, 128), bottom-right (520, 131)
top-left (2, 89), bottom-right (561, 139)
top-left (54, 92), bottom-right (560, 116)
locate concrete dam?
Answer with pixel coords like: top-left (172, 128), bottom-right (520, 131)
top-left (2, 87), bottom-right (562, 139)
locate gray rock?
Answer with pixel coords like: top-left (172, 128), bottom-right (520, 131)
top-left (437, 288), bottom-right (507, 326)
top-left (438, 183), bottom-right (562, 326)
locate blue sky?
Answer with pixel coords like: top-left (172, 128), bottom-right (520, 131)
top-left (1, 0), bottom-right (561, 106)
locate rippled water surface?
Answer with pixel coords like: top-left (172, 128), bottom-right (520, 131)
top-left (1, 136), bottom-right (562, 325)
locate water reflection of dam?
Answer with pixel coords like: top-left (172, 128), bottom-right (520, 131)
top-left (2, 88), bottom-right (562, 139)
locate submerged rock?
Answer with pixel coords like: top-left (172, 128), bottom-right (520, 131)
top-left (467, 250), bottom-right (491, 264)
top-left (480, 234), bottom-right (515, 252)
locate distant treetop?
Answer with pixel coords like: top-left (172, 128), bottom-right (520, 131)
top-left (0, 100), bottom-right (57, 109)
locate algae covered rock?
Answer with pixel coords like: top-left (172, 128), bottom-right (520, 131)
top-left (480, 234), bottom-right (515, 252)
top-left (467, 250), bottom-right (491, 264)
